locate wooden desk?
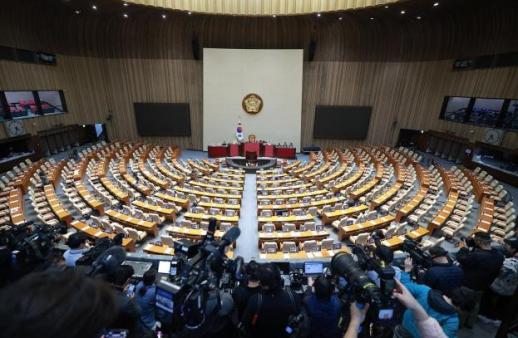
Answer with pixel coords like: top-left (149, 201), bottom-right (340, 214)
top-left (44, 185), bottom-right (72, 225)
top-left (132, 200), bottom-right (176, 221)
top-left (138, 161), bottom-right (169, 189)
top-left (122, 173), bottom-right (153, 196)
top-left (428, 191), bottom-right (459, 231)
top-left (257, 177), bottom-right (299, 186)
top-left (282, 160), bottom-right (301, 171)
top-left (144, 242), bottom-right (235, 258)
top-left (184, 212), bottom-right (239, 224)
top-left (188, 160), bottom-right (212, 175)
top-left (213, 171), bottom-right (244, 179)
top-left (166, 225), bottom-right (226, 240)
top-left (318, 164), bottom-right (347, 185)
top-left (204, 176), bottom-right (244, 185)
top-left (174, 186), bottom-right (242, 200)
top-left (71, 220), bottom-right (135, 251)
top-left (258, 230), bottom-right (329, 244)
top-left (154, 192), bottom-right (190, 209)
top-left (321, 204), bottom-right (369, 225)
top-left (8, 188), bottom-right (25, 225)
top-left (105, 209), bottom-right (158, 236)
top-left (332, 164), bottom-right (365, 192)
top-left (100, 177), bottom-right (130, 204)
top-left (258, 196), bottom-right (345, 214)
top-left (257, 189), bottom-right (329, 201)
top-left (75, 181), bottom-right (105, 215)
top-left (338, 215), bottom-right (395, 240)
top-left (370, 182), bottom-right (403, 209)
top-left (303, 162), bottom-right (331, 180)
top-left (257, 214), bottom-right (314, 228)
top-left (190, 181), bottom-right (244, 191)
top-left (292, 161), bottom-right (316, 176)
top-left (350, 176), bottom-right (381, 200)
top-left (475, 197), bottom-right (494, 232)
top-left (198, 201), bottom-right (241, 212)
top-left (396, 187), bottom-right (427, 222)
top-left (257, 183), bottom-right (312, 192)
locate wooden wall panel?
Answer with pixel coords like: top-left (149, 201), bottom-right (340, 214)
top-left (0, 0), bottom-right (517, 149)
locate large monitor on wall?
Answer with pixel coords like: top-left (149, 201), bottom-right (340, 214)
top-left (313, 105), bottom-right (372, 140)
top-left (37, 90), bottom-right (67, 115)
top-left (439, 96), bottom-right (471, 123)
top-left (503, 99), bottom-right (518, 130)
top-left (4, 90), bottom-right (39, 119)
top-left (134, 102), bottom-right (191, 137)
top-left (467, 98), bottom-right (504, 127)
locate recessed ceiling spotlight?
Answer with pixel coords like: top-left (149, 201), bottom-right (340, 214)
top-left (384, 5), bottom-right (389, 8)
top-left (187, 11), bottom-right (192, 15)
top-left (123, 13), bottom-right (128, 18)
top-left (162, 14), bottom-right (167, 19)
top-left (74, 10), bottom-right (80, 14)
top-left (272, 14), bottom-right (277, 18)
top-left (123, 2), bottom-right (129, 6)
top-left (317, 13), bottom-right (321, 17)
top-left (433, 2), bottom-right (439, 7)
top-left (416, 16), bottom-right (422, 20)
top-left (370, 17), bottom-right (374, 20)
top-left (338, 16), bottom-right (343, 20)
top-left (400, 10), bottom-right (406, 14)
top-left (91, 4), bottom-right (97, 10)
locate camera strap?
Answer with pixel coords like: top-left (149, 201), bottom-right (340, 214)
top-left (251, 293), bottom-right (263, 326)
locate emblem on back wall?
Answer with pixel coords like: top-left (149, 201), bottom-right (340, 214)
top-left (242, 93), bottom-right (263, 114)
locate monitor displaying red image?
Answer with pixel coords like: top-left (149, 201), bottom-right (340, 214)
top-left (4, 91), bottom-right (39, 119)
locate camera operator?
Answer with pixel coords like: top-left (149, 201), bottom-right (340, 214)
top-left (343, 302), bottom-right (370, 338)
top-left (395, 257), bottom-right (476, 338)
top-left (135, 268), bottom-right (160, 333)
top-left (456, 231), bottom-right (504, 328)
top-left (104, 264), bottom-right (145, 338)
top-left (233, 260), bottom-right (262, 321)
top-left (422, 246), bottom-right (463, 293)
top-left (0, 269), bottom-right (117, 338)
top-left (241, 263), bottom-right (302, 338)
top-left (63, 232), bottom-right (90, 268)
top-left (480, 238), bottom-right (518, 325)
top-left (304, 276), bottom-right (342, 338)
top-left (367, 244), bottom-right (401, 287)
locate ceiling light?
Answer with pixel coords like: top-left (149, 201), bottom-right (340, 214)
top-left (338, 17), bottom-right (343, 21)
top-left (317, 13), bottom-right (321, 17)
top-left (272, 14), bottom-right (276, 18)
top-left (433, 2), bottom-right (439, 7)
top-left (384, 5), bottom-right (389, 8)
top-left (162, 14), bottom-right (167, 19)
top-left (123, 2), bottom-right (129, 6)
top-left (123, 13), bottom-right (128, 18)
top-left (91, 4), bottom-right (97, 10)
top-left (416, 16), bottom-right (422, 20)
top-left (188, 11), bottom-right (192, 15)
top-left (400, 10), bottom-right (406, 14)
top-left (74, 10), bottom-right (80, 14)
top-left (370, 17), bottom-right (374, 20)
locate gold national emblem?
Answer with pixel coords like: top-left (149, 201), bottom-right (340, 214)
top-left (242, 93), bottom-right (263, 114)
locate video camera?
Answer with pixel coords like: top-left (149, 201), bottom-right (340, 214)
top-left (0, 221), bottom-right (64, 281)
top-left (401, 238), bottom-right (432, 279)
top-left (155, 218), bottom-right (242, 336)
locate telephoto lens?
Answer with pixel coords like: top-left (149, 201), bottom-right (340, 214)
top-left (331, 252), bottom-right (381, 304)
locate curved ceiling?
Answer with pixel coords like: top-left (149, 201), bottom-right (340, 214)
top-left (125, 0), bottom-right (400, 16)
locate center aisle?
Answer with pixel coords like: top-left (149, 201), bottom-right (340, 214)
top-left (235, 173), bottom-right (259, 261)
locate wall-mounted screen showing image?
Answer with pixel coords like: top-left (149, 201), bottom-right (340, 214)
top-left (4, 91), bottom-right (39, 119)
top-left (468, 98), bottom-right (504, 127)
top-left (503, 99), bottom-right (518, 130)
top-left (37, 90), bottom-right (67, 115)
top-left (440, 96), bottom-right (471, 122)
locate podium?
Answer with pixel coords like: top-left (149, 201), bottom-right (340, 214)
top-left (243, 142), bottom-right (260, 157)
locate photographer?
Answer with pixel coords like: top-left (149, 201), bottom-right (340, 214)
top-left (233, 260), bottom-right (262, 320)
top-left (422, 247), bottom-right (463, 293)
top-left (456, 231), bottom-right (504, 328)
top-left (480, 238), bottom-right (518, 324)
top-left (395, 257), bottom-right (476, 338)
top-left (63, 232), bottom-right (90, 267)
top-left (104, 264), bottom-right (143, 337)
top-left (366, 244), bottom-right (401, 287)
top-left (304, 276), bottom-right (342, 338)
top-left (241, 263), bottom-right (302, 338)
